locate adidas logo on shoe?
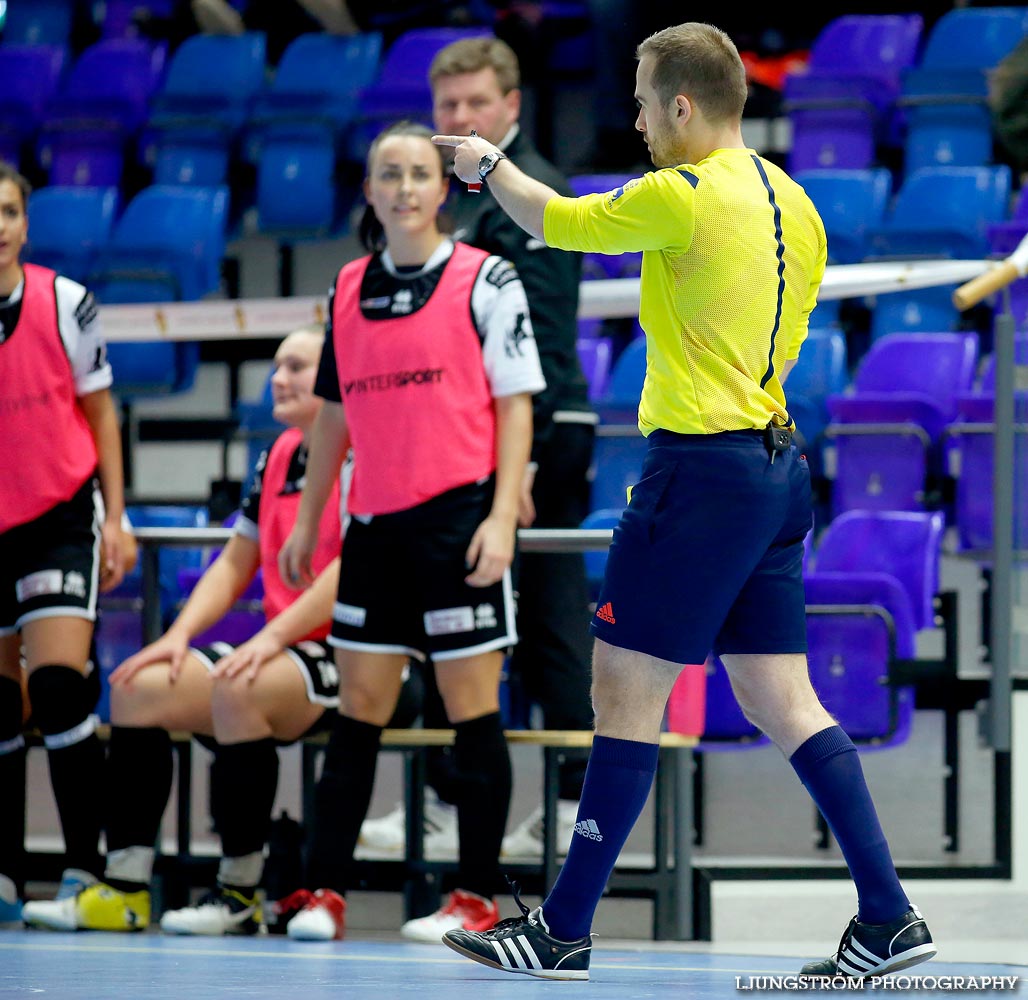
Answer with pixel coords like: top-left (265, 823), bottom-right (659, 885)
top-left (574, 819), bottom-right (603, 842)
top-left (595, 602), bottom-right (616, 624)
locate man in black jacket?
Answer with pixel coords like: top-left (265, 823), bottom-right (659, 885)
top-left (376, 35), bottom-right (596, 860)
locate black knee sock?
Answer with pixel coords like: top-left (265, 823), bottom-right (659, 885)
top-left (28, 665), bottom-right (106, 877)
top-left (106, 725), bottom-right (173, 866)
top-left (210, 738), bottom-right (279, 867)
top-left (452, 712), bottom-right (511, 899)
top-left (304, 714), bottom-right (382, 895)
top-left (0, 677), bottom-right (26, 896)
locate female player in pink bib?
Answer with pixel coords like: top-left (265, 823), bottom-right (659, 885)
top-left (279, 121), bottom-right (546, 942)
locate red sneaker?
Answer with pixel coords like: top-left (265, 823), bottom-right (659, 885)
top-left (283, 889), bottom-right (346, 941)
top-left (400, 889), bottom-right (499, 943)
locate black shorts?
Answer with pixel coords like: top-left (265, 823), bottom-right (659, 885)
top-left (331, 478), bottom-right (518, 661)
top-left (591, 430), bottom-right (812, 665)
top-left (192, 640), bottom-right (340, 711)
top-left (0, 477), bottom-right (101, 635)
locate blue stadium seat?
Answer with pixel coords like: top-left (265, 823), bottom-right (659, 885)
top-left (867, 165), bottom-right (1013, 260)
top-left (898, 7), bottom-right (1028, 174)
top-left (25, 185), bottom-right (119, 284)
top-left (869, 285), bottom-right (963, 342)
top-left (92, 185), bottom-right (228, 399)
top-left (579, 506), bottom-right (619, 600)
top-left (793, 167), bottom-right (893, 265)
top-left (0, 44), bottom-right (68, 167)
top-left (90, 183), bottom-right (230, 303)
top-left (142, 32), bottom-right (267, 182)
top-left (245, 31), bottom-right (383, 159)
top-left (594, 336), bottom-right (646, 422)
top-left (256, 135), bottom-right (338, 239)
top-left (589, 430), bottom-right (647, 512)
top-left (786, 327), bottom-right (848, 477)
top-left (3, 0), bottom-right (73, 45)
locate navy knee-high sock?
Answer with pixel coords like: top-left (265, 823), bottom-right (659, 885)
top-left (790, 726), bottom-right (908, 924)
top-left (541, 735), bottom-right (658, 941)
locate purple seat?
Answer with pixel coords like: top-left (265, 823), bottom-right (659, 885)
top-left (804, 510), bottom-right (945, 744)
top-left (346, 27), bottom-right (492, 162)
top-left (37, 39), bottom-right (166, 186)
top-left (93, 605), bottom-right (145, 723)
top-left (0, 45), bottom-right (67, 167)
top-left (783, 14), bottom-right (923, 173)
top-left (576, 334), bottom-right (613, 402)
top-left (825, 332), bottom-right (979, 515)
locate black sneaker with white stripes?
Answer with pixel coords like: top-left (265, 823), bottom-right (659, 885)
top-left (442, 882), bottom-right (591, 981)
top-left (800, 905), bottom-right (937, 980)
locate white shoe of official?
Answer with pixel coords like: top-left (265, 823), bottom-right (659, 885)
top-left (357, 787), bottom-right (458, 858)
top-left (501, 800), bottom-right (580, 859)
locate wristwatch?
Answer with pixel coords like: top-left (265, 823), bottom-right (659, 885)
top-left (478, 150), bottom-right (508, 181)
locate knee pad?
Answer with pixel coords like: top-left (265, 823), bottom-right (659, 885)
top-left (26, 665), bottom-right (99, 748)
top-left (0, 675), bottom-right (24, 750)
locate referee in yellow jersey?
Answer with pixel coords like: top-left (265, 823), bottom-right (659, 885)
top-left (435, 21), bottom-right (936, 984)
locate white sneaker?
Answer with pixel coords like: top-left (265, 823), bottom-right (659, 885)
top-left (285, 889), bottom-right (346, 941)
top-left (400, 889), bottom-right (499, 942)
top-left (357, 788), bottom-right (458, 859)
top-left (160, 887), bottom-right (263, 936)
top-left (501, 800), bottom-right (580, 859)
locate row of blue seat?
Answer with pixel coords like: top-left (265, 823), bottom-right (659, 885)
top-left (0, 26), bottom-right (489, 195)
top-left (781, 7), bottom-right (1028, 176)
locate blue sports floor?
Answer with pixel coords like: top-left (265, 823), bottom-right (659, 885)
top-left (1, 932), bottom-right (1024, 999)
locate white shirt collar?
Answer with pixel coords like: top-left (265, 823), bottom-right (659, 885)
top-left (380, 238), bottom-right (455, 277)
top-left (497, 124), bottom-right (520, 152)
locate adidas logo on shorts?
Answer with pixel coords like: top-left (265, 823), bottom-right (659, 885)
top-left (574, 819), bottom-right (603, 842)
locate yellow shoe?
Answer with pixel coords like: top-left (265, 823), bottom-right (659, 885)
top-left (75, 883), bottom-right (150, 931)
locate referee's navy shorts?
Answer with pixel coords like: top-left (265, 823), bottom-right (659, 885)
top-left (590, 429), bottom-right (813, 665)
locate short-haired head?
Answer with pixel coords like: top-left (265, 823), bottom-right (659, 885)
top-left (429, 36), bottom-right (520, 94)
top-left (636, 23), bottom-right (747, 123)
